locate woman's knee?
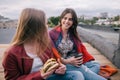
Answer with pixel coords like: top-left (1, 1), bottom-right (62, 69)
top-left (66, 71), bottom-right (85, 80)
top-left (85, 61), bottom-right (100, 67)
top-left (85, 61), bottom-right (100, 73)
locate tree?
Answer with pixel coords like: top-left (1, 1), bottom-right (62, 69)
top-left (114, 15), bottom-right (120, 21)
top-left (48, 16), bottom-right (60, 27)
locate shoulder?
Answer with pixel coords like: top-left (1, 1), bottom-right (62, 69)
top-left (2, 45), bottom-right (24, 65)
top-left (49, 26), bottom-right (58, 34)
top-left (4, 45), bottom-right (24, 58)
top-left (6, 45), bottom-right (23, 53)
top-left (49, 26), bottom-right (60, 38)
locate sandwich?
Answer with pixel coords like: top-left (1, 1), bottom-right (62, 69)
top-left (42, 58), bottom-right (60, 73)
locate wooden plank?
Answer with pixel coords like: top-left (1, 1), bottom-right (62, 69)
top-left (83, 43), bottom-right (120, 80)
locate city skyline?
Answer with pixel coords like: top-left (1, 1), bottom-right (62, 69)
top-left (0, 0), bottom-right (120, 19)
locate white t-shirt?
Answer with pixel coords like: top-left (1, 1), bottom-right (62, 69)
top-left (26, 52), bottom-right (43, 73)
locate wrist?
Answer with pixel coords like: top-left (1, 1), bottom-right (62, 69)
top-left (40, 70), bottom-right (45, 79)
top-left (61, 58), bottom-right (70, 64)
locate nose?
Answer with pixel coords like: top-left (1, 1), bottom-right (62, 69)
top-left (65, 19), bottom-right (69, 23)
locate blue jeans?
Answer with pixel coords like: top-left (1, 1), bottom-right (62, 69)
top-left (46, 71), bottom-right (84, 80)
top-left (66, 61), bottom-right (107, 80)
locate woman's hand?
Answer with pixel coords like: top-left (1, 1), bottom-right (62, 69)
top-left (66, 56), bottom-right (83, 67)
top-left (55, 64), bottom-right (66, 74)
top-left (40, 69), bottom-right (55, 79)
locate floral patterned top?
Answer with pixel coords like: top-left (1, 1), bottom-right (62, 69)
top-left (57, 34), bottom-right (73, 58)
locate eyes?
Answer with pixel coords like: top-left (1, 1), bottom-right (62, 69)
top-left (63, 17), bottom-right (73, 21)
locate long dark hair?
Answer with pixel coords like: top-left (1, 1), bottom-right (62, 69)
top-left (59, 8), bottom-right (80, 41)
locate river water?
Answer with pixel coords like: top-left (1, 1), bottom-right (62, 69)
top-left (0, 28), bottom-right (16, 44)
top-left (0, 27), bottom-right (119, 45)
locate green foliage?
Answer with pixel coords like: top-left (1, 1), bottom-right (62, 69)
top-left (112, 24), bottom-right (120, 27)
top-left (78, 17), bottom-right (98, 25)
top-left (48, 16), bottom-right (60, 27)
top-left (93, 17), bottom-right (99, 21)
top-left (48, 15), bottom-right (120, 27)
top-left (78, 17), bottom-right (84, 22)
top-left (83, 20), bottom-right (91, 25)
top-left (118, 24), bottom-right (120, 27)
top-left (47, 19), bottom-right (55, 27)
top-left (113, 15), bottom-right (120, 21)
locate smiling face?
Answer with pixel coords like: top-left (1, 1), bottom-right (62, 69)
top-left (59, 8), bottom-right (80, 40)
top-left (61, 13), bottom-right (73, 30)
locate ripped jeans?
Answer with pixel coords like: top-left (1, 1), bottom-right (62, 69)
top-left (46, 70), bottom-right (84, 80)
top-left (66, 61), bottom-right (107, 80)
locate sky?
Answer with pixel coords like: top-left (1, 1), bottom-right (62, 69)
top-left (0, 0), bottom-right (120, 19)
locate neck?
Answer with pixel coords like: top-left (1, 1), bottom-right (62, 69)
top-left (24, 41), bottom-right (38, 54)
top-left (61, 28), bottom-right (69, 40)
top-left (61, 27), bottom-right (68, 35)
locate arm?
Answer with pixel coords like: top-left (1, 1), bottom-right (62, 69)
top-left (80, 43), bottom-right (95, 63)
top-left (55, 63), bottom-right (66, 74)
top-left (73, 37), bottom-right (95, 63)
top-left (61, 57), bottom-right (70, 64)
top-left (2, 51), bottom-right (43, 80)
top-left (61, 57), bottom-right (83, 67)
top-left (49, 31), bottom-right (83, 67)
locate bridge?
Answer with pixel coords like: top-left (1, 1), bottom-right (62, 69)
top-left (0, 27), bottom-right (120, 80)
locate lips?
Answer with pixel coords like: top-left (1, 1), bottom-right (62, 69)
top-left (42, 58), bottom-right (60, 73)
top-left (63, 22), bottom-right (70, 27)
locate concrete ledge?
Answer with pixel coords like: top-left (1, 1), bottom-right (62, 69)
top-left (77, 27), bottom-right (117, 62)
top-left (0, 44), bottom-right (10, 80)
top-left (84, 43), bottom-right (120, 80)
top-left (0, 43), bottom-right (119, 80)
top-left (0, 44), bottom-right (9, 48)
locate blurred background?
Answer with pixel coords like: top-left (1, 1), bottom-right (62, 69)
top-left (0, 0), bottom-right (120, 79)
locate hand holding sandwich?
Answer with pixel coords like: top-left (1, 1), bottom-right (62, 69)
top-left (41, 58), bottom-right (66, 79)
top-left (41, 69), bottom-right (55, 79)
top-left (55, 63), bottom-right (66, 74)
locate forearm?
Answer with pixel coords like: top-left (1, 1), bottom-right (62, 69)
top-left (4, 71), bottom-right (43, 80)
top-left (61, 58), bottom-right (70, 65)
